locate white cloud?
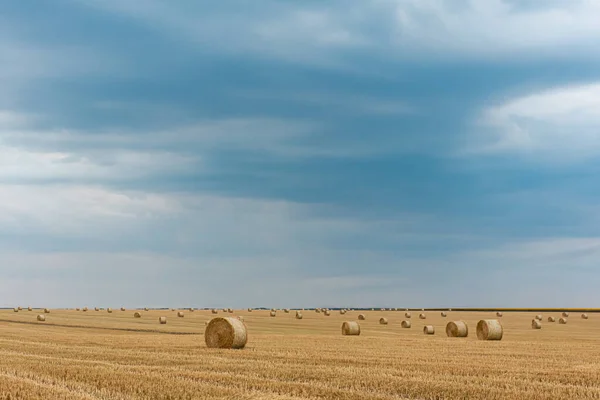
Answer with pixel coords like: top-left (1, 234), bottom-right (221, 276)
top-left (464, 82), bottom-right (600, 160)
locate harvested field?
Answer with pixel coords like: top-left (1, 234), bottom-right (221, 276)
top-left (0, 309), bottom-right (598, 399)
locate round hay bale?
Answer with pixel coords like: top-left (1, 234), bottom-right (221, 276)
top-left (476, 320), bottom-right (503, 340)
top-left (295, 312), bottom-right (303, 320)
top-left (270, 308), bottom-right (276, 312)
top-left (270, 311), bottom-right (276, 317)
top-left (284, 309), bottom-right (290, 313)
top-left (559, 317), bottom-right (568, 324)
top-left (535, 314), bottom-right (542, 321)
top-left (82, 307), bottom-right (88, 312)
top-left (340, 309), bottom-right (347, 315)
top-left (107, 308), bottom-right (113, 313)
top-left (177, 311), bottom-right (184, 318)
top-left (13, 308), bottom-right (18, 313)
top-left (582, 313), bottom-right (589, 320)
top-left (37, 314), bottom-right (45, 322)
top-left (419, 313), bottom-right (426, 320)
top-left (324, 310), bottom-right (331, 316)
top-left (379, 317), bottom-right (388, 325)
top-left (441, 311), bottom-right (447, 317)
top-left (94, 307), bottom-right (99, 311)
top-left (496, 312), bottom-right (503, 317)
top-left (401, 320), bottom-right (412, 328)
top-left (212, 309), bottom-right (218, 314)
top-left (548, 316), bottom-right (556, 322)
top-left (227, 308), bottom-right (233, 313)
top-left (315, 308), bottom-right (321, 313)
top-left (76, 308), bottom-right (80, 311)
top-left (134, 312), bottom-right (142, 318)
top-left (342, 321), bottom-right (360, 335)
top-left (144, 308), bottom-right (149, 312)
top-left (159, 316), bottom-right (167, 324)
top-left (44, 308), bottom-right (50, 314)
top-left (190, 308), bottom-right (195, 312)
top-left (405, 312), bottom-right (411, 318)
top-left (423, 325), bottom-right (435, 335)
top-left (358, 314), bottom-right (366, 320)
top-left (247, 308), bottom-right (253, 312)
top-left (205, 317), bottom-right (247, 349)
top-left (17, 307), bottom-right (22, 311)
top-left (121, 307), bottom-right (126, 311)
top-left (446, 321), bottom-right (468, 337)
top-left (531, 319), bottom-right (542, 329)
top-left (562, 312), bottom-right (569, 318)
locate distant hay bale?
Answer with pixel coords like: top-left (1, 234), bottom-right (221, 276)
top-left (446, 321), bottom-right (468, 337)
top-left (548, 316), bottom-right (556, 322)
top-left (212, 309), bottom-right (218, 314)
top-left (13, 308), bottom-right (18, 313)
top-left (535, 314), bottom-right (542, 321)
top-left (341, 321), bottom-right (361, 335)
top-left (315, 308), bottom-right (321, 313)
top-left (401, 320), bottom-right (411, 328)
top-left (134, 312), bottom-right (142, 318)
top-left (295, 312), bottom-right (303, 320)
top-left (159, 316), bottom-right (167, 324)
top-left (496, 312), bottom-right (503, 317)
top-left (228, 308), bottom-right (233, 313)
top-left (82, 307), bottom-right (88, 312)
top-left (76, 308), bottom-right (80, 311)
top-left (107, 308), bottom-right (113, 313)
top-left (441, 312), bottom-right (447, 317)
top-left (270, 311), bottom-right (276, 317)
top-left (37, 315), bottom-right (45, 322)
top-left (379, 317), bottom-right (388, 325)
top-left (324, 310), bottom-right (331, 316)
top-left (171, 308), bottom-right (175, 311)
top-left (284, 309), bottom-right (290, 313)
top-left (531, 319), bottom-right (542, 329)
top-left (582, 313), bottom-right (589, 319)
top-left (248, 308), bottom-right (253, 312)
top-left (17, 307), bottom-right (22, 311)
top-left (121, 307), bottom-right (126, 311)
top-left (271, 308), bottom-right (276, 312)
top-left (405, 312), bottom-right (412, 318)
top-left (559, 317), bottom-right (568, 324)
top-left (205, 317), bottom-right (247, 349)
top-left (44, 308), bottom-right (50, 314)
top-left (190, 308), bottom-right (195, 312)
top-left (476, 320), bottom-right (503, 340)
top-left (380, 308), bottom-right (385, 311)
top-left (419, 313), bottom-right (426, 320)
top-left (562, 312), bottom-right (569, 318)
top-left (358, 314), bottom-right (366, 320)
top-left (144, 308), bottom-right (149, 312)
top-left (340, 309), bottom-right (347, 315)
top-left (423, 325), bottom-right (435, 335)
top-left (94, 307), bottom-right (99, 311)
top-left (177, 311), bottom-right (184, 318)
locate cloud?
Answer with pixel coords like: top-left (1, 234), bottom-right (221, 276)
top-left (464, 82), bottom-right (600, 161)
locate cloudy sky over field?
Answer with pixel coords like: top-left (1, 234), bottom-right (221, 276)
top-left (2, 0), bottom-right (600, 308)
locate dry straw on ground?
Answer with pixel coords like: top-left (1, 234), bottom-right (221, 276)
top-left (205, 317), bottom-right (247, 349)
top-left (532, 319), bottom-right (542, 329)
top-left (559, 317), bottom-right (568, 324)
top-left (36, 315), bottom-right (45, 322)
top-left (177, 312), bottom-right (184, 318)
top-left (379, 317), bottom-right (388, 325)
top-left (159, 317), bottom-right (167, 324)
top-left (446, 321), bottom-right (468, 337)
top-left (134, 312), bottom-right (141, 318)
top-left (401, 320), bottom-right (411, 328)
top-left (423, 325), bottom-right (435, 335)
top-left (476, 320), bottom-right (503, 340)
top-left (358, 314), bottom-right (366, 320)
top-left (341, 321), bottom-right (360, 336)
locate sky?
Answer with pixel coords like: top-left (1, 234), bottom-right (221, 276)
top-left (1, 0), bottom-right (600, 309)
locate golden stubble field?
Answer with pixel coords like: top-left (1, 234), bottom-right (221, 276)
top-left (0, 308), bottom-right (598, 400)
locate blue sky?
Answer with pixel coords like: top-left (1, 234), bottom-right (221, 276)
top-left (1, 0), bottom-right (600, 308)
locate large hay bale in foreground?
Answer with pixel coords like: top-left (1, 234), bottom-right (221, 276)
top-left (423, 325), bottom-right (435, 335)
top-left (37, 315), bottom-right (45, 322)
top-left (341, 321), bottom-right (360, 336)
top-left (441, 312), bottom-right (447, 317)
top-left (562, 312), bottom-right (569, 318)
top-left (405, 312), bottom-right (411, 318)
top-left (548, 316), bottom-right (556, 322)
top-left (177, 311), bottom-right (184, 318)
top-left (44, 308), bottom-right (50, 314)
top-left (270, 311), bottom-right (276, 317)
top-left (134, 312), bottom-right (142, 318)
top-left (531, 319), bottom-right (542, 329)
top-left (401, 320), bottom-right (411, 328)
top-left (295, 312), bottom-right (303, 320)
top-left (534, 314), bottom-right (542, 321)
top-left (582, 313), bottom-right (589, 320)
top-left (205, 317), bottom-right (247, 349)
top-left (476, 320), bottom-right (503, 340)
top-left (419, 313), bottom-right (426, 320)
top-left (496, 312), bottom-right (503, 317)
top-left (358, 314), bottom-right (366, 320)
top-left (379, 317), bottom-right (388, 325)
top-left (159, 316), bottom-right (167, 324)
top-left (559, 317), bottom-right (568, 324)
top-left (446, 321), bottom-right (468, 337)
